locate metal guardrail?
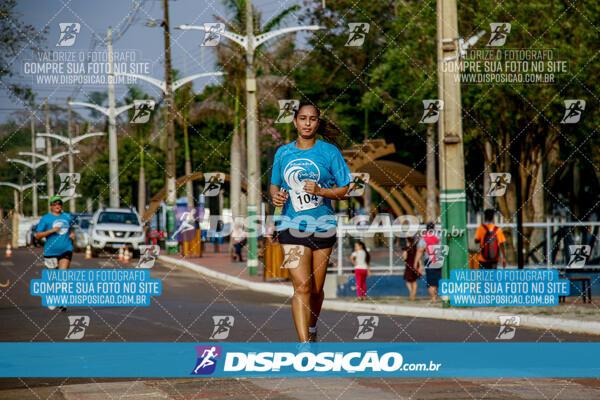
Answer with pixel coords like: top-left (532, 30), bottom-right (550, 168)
top-left (332, 221), bottom-right (600, 275)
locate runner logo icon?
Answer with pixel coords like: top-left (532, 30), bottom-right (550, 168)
top-left (425, 245), bottom-right (449, 269)
top-left (202, 173), bottom-right (225, 197)
top-left (282, 244), bottom-right (305, 269)
top-left (346, 173), bottom-right (370, 197)
top-left (420, 100), bottom-right (443, 124)
top-left (137, 245), bottom-right (160, 269)
top-left (65, 316), bottom-right (90, 340)
top-left (57, 23), bottom-right (80, 47)
top-left (486, 23), bottom-right (511, 46)
top-left (345, 23), bottom-right (370, 47)
top-left (131, 100), bottom-right (155, 124)
top-left (496, 315), bottom-right (520, 340)
top-left (354, 315), bottom-right (379, 340)
top-left (487, 172), bottom-right (511, 197)
top-left (191, 345), bottom-right (222, 375)
top-left (561, 99), bottom-right (585, 124)
top-left (568, 245), bottom-right (591, 268)
top-left (209, 316), bottom-right (234, 340)
top-left (201, 23), bottom-right (225, 47)
top-left (275, 100), bottom-right (299, 124)
top-left (57, 173), bottom-right (80, 199)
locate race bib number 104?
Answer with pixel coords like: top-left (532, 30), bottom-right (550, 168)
top-left (290, 190), bottom-right (323, 212)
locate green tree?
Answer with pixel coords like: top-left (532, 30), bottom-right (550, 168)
top-left (0, 0), bottom-right (47, 103)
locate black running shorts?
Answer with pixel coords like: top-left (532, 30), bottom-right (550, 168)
top-left (277, 228), bottom-right (337, 250)
top-left (44, 251), bottom-right (73, 262)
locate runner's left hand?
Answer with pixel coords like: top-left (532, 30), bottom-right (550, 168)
top-left (304, 180), bottom-right (321, 195)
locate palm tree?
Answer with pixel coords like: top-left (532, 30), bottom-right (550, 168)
top-left (190, 0), bottom-right (303, 225)
top-left (173, 70), bottom-right (195, 208)
top-left (124, 86), bottom-right (154, 214)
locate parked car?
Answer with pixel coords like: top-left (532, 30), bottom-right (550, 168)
top-left (88, 207), bottom-right (145, 257)
top-left (26, 223), bottom-right (44, 247)
top-left (72, 214), bottom-right (92, 252)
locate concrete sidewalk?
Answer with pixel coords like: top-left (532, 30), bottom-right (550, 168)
top-left (159, 248), bottom-right (600, 336)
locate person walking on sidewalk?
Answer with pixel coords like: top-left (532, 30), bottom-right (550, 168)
top-left (474, 208), bottom-right (507, 269)
top-left (351, 241), bottom-right (371, 300)
top-left (403, 232), bottom-right (425, 300)
top-left (423, 222), bottom-right (441, 302)
top-left (270, 102), bottom-right (352, 344)
top-left (231, 224), bottom-right (246, 262)
top-left (35, 196), bottom-right (74, 311)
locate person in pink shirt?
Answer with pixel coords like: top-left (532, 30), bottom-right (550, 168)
top-left (422, 222), bottom-right (441, 302)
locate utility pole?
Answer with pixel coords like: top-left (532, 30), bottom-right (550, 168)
top-left (483, 141), bottom-right (493, 210)
top-left (18, 175), bottom-right (23, 215)
top-left (13, 190), bottom-right (19, 214)
top-left (437, 0), bottom-right (469, 293)
top-left (44, 98), bottom-right (54, 205)
top-left (183, 55), bottom-right (193, 210)
top-left (67, 97), bottom-right (76, 213)
top-left (177, 11), bottom-right (322, 275)
top-left (245, 0), bottom-right (260, 275)
top-left (107, 27), bottom-right (120, 208)
top-left (512, 136), bottom-right (524, 269)
top-left (426, 125), bottom-right (437, 223)
top-left (162, 0), bottom-right (177, 254)
top-left (30, 111), bottom-right (38, 217)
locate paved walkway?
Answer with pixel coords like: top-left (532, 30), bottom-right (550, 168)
top-left (159, 243), bottom-right (600, 336)
top-left (163, 243), bottom-right (279, 283)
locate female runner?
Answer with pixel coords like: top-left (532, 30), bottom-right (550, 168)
top-left (270, 102), bottom-right (352, 343)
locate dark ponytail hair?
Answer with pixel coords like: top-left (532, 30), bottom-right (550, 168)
top-left (293, 102), bottom-right (342, 139)
top-left (356, 240), bottom-right (371, 264)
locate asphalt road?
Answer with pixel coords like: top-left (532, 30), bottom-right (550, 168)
top-left (0, 248), bottom-right (599, 399)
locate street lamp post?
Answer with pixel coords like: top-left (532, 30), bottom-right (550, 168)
top-left (69, 100), bottom-right (134, 208)
top-left (177, 9), bottom-right (323, 275)
top-left (0, 182), bottom-right (45, 215)
top-left (30, 111), bottom-right (38, 217)
top-left (37, 130), bottom-right (105, 209)
top-left (9, 151), bottom-right (73, 212)
top-left (44, 98), bottom-right (53, 207)
top-left (113, 71), bottom-right (224, 253)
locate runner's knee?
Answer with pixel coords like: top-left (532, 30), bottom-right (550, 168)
top-left (294, 283), bottom-right (312, 296)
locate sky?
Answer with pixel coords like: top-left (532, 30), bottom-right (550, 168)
top-left (2, 0), bottom-right (308, 123)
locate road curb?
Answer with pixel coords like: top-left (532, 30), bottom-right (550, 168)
top-left (158, 256), bottom-right (293, 297)
top-left (159, 255), bottom-right (600, 336)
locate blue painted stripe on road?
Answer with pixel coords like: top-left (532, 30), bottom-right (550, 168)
top-left (0, 343), bottom-right (598, 377)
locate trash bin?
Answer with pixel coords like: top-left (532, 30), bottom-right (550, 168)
top-left (469, 251), bottom-right (480, 269)
top-left (265, 243), bottom-right (289, 279)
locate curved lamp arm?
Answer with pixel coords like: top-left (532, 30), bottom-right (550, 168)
top-left (176, 25), bottom-right (247, 49)
top-left (69, 101), bottom-right (110, 116)
top-left (173, 72), bottom-right (225, 91)
top-left (254, 25), bottom-right (324, 49)
top-left (114, 73), bottom-right (166, 93)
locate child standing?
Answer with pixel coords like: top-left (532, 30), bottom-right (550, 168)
top-left (351, 241), bottom-right (371, 300)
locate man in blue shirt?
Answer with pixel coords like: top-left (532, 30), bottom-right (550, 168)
top-left (35, 196), bottom-right (74, 311)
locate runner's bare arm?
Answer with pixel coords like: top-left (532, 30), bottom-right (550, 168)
top-left (270, 184), bottom-right (288, 207)
top-left (35, 226), bottom-right (60, 240)
top-left (304, 181), bottom-right (350, 200)
top-left (415, 246), bottom-right (426, 273)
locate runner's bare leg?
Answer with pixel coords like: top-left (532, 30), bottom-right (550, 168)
top-left (309, 246), bottom-right (333, 329)
top-left (287, 245), bottom-right (313, 342)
